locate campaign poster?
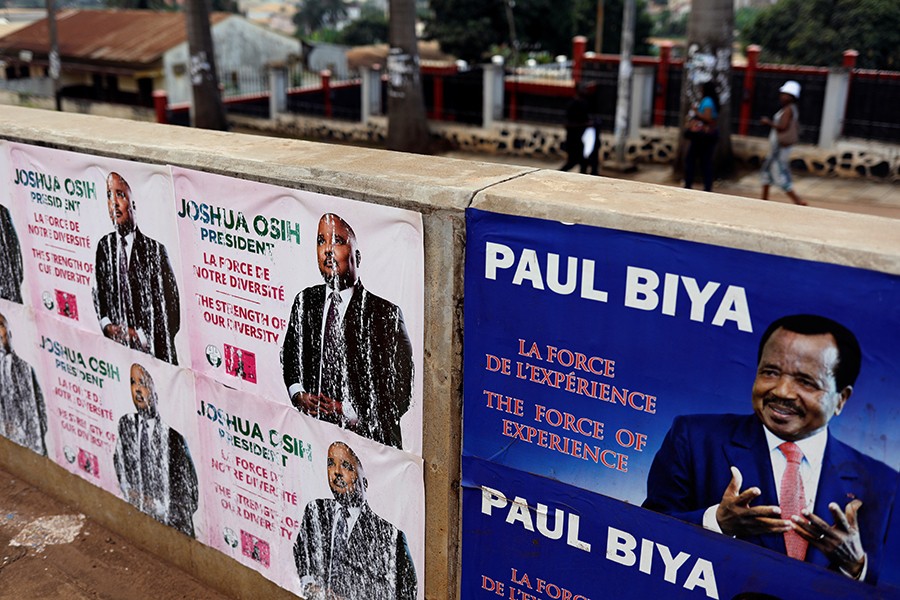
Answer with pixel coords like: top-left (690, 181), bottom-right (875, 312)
top-left (5, 143), bottom-right (188, 367)
top-left (463, 208), bottom-right (900, 594)
top-left (172, 167), bottom-right (424, 456)
top-left (0, 144), bottom-right (28, 305)
top-left (195, 374), bottom-right (425, 597)
top-left (36, 316), bottom-right (206, 540)
top-left (462, 456), bottom-right (895, 600)
top-left (0, 300), bottom-right (51, 458)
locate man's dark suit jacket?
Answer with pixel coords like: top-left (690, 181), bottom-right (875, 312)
top-left (643, 413), bottom-right (897, 583)
top-left (94, 228), bottom-right (180, 364)
top-left (293, 498), bottom-right (417, 600)
top-left (0, 205), bottom-right (23, 303)
top-left (281, 282), bottom-right (413, 449)
top-left (113, 413), bottom-right (198, 537)
top-left (0, 352), bottom-right (46, 455)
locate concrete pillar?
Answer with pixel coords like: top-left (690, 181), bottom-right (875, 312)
top-left (360, 64), bottom-right (382, 123)
top-left (152, 89), bottom-right (168, 124)
top-left (572, 36), bottom-right (588, 83)
top-left (483, 56), bottom-right (504, 129)
top-left (819, 68), bottom-right (851, 148)
top-left (629, 66), bottom-right (654, 137)
top-left (268, 64), bottom-right (287, 118)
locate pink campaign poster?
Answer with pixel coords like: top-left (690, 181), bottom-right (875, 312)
top-left (172, 167), bottom-right (425, 457)
top-left (195, 373), bottom-right (425, 597)
top-left (36, 315), bottom-right (207, 540)
top-left (0, 143), bottom-right (29, 305)
top-left (0, 300), bottom-right (52, 459)
top-left (6, 143), bottom-right (188, 368)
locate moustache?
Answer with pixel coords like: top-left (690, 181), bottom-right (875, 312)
top-left (764, 396), bottom-right (802, 415)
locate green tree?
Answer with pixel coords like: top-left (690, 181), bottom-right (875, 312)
top-left (742, 0), bottom-right (900, 69)
top-left (425, 0), bottom-right (652, 63)
top-left (337, 4), bottom-right (389, 46)
top-left (293, 0), bottom-right (348, 37)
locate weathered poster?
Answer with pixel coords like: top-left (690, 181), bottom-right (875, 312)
top-left (463, 208), bottom-right (900, 595)
top-left (0, 300), bottom-right (50, 458)
top-left (195, 373), bottom-right (424, 597)
top-left (37, 316), bottom-right (205, 539)
top-left (0, 145), bottom-right (28, 305)
top-left (6, 143), bottom-right (187, 366)
top-left (173, 167), bottom-right (424, 456)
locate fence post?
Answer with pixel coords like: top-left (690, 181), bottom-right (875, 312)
top-left (152, 89), bottom-right (168, 124)
top-left (815, 49), bottom-right (858, 148)
top-left (483, 56), bottom-right (504, 128)
top-left (268, 63), bottom-right (287, 119)
top-left (321, 69), bottom-right (332, 118)
top-left (738, 45), bottom-right (760, 136)
top-left (819, 68), bottom-right (851, 148)
top-left (572, 36), bottom-right (587, 83)
top-left (653, 41), bottom-right (672, 127)
top-left (631, 66), bottom-right (655, 134)
top-left (360, 64), bottom-right (382, 123)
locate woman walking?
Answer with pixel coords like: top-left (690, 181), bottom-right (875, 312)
top-left (760, 80), bottom-right (806, 206)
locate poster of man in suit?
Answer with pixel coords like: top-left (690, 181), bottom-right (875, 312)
top-left (5, 144), bottom-right (184, 363)
top-left (0, 306), bottom-right (46, 455)
top-left (113, 362), bottom-right (199, 537)
top-left (93, 172), bottom-right (181, 364)
top-left (293, 440), bottom-right (417, 600)
top-left (172, 167), bottom-right (424, 455)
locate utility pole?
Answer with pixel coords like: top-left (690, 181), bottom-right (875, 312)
top-left (612, 0), bottom-right (635, 168)
top-left (46, 0), bottom-right (61, 111)
top-left (677, 0), bottom-right (734, 176)
top-left (386, 0), bottom-right (429, 153)
top-left (184, 0), bottom-right (228, 130)
top-left (594, 0), bottom-right (604, 54)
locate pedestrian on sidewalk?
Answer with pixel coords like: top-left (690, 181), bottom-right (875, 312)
top-left (683, 80), bottom-right (720, 192)
top-left (760, 81), bottom-right (807, 206)
top-left (560, 83), bottom-right (600, 176)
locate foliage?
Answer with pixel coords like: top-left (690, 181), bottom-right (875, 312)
top-left (293, 0), bottom-right (348, 37)
top-left (425, 0), bottom-right (652, 63)
top-left (741, 0), bottom-right (900, 70)
top-left (733, 6), bottom-right (759, 37)
top-left (650, 7), bottom-right (687, 38)
top-left (336, 4), bottom-right (389, 46)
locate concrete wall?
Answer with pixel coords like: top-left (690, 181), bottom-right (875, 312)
top-left (0, 105), bottom-right (898, 600)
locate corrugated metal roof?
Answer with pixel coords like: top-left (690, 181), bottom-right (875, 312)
top-left (0, 9), bottom-right (231, 66)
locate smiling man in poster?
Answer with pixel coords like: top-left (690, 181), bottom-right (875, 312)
top-left (281, 213), bottom-right (413, 449)
top-left (93, 172), bottom-right (181, 364)
top-left (643, 314), bottom-right (897, 583)
top-left (293, 440), bottom-right (416, 600)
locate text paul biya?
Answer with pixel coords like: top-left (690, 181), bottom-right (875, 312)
top-left (485, 242), bottom-right (752, 333)
top-left (480, 486), bottom-right (720, 599)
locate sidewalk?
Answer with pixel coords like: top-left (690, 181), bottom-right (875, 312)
top-left (444, 151), bottom-right (900, 220)
top-left (0, 466), bottom-right (233, 600)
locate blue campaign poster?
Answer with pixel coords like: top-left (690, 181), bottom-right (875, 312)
top-left (461, 456), bottom-right (894, 600)
top-left (462, 208), bottom-right (900, 595)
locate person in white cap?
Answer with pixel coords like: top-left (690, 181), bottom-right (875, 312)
top-left (760, 80), bottom-right (806, 206)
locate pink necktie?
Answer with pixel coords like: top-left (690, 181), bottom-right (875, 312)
top-left (779, 441), bottom-right (808, 560)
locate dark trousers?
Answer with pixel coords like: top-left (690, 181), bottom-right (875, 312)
top-left (684, 132), bottom-right (718, 192)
